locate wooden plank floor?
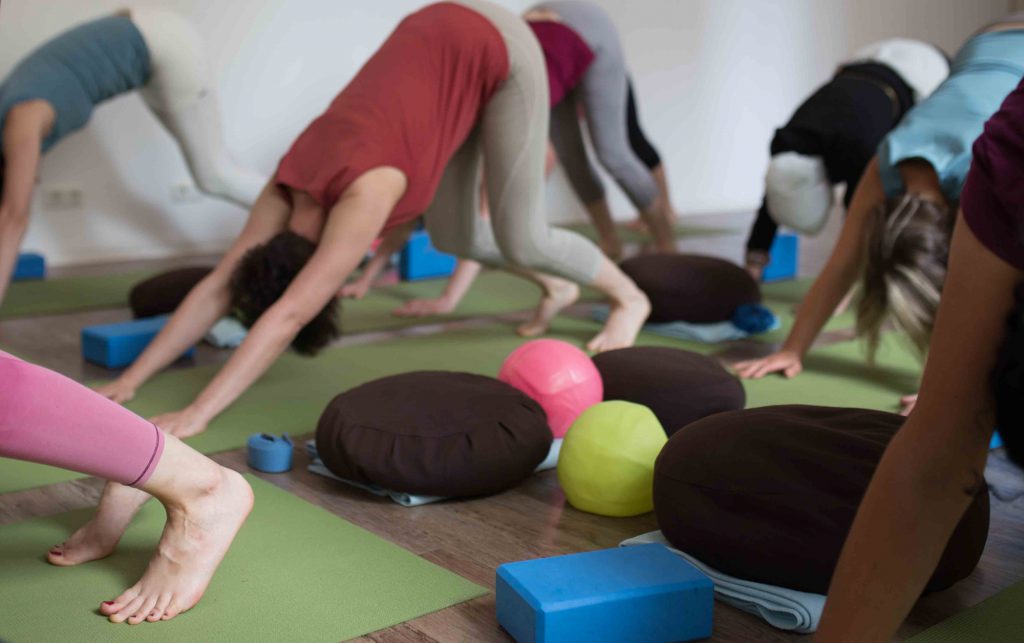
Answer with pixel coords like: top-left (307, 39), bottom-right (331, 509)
top-left (3, 214), bottom-right (1023, 642)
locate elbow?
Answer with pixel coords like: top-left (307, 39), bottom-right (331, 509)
top-left (0, 204), bottom-right (30, 229)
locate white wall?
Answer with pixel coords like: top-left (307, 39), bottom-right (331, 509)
top-left (0, 0), bottom-right (1015, 266)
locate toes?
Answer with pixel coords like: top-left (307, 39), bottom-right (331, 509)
top-left (162, 600), bottom-right (183, 621)
top-left (102, 585), bottom-right (140, 619)
top-left (147, 593), bottom-right (173, 622)
top-left (127, 595), bottom-right (159, 625)
top-left (109, 594), bottom-right (148, 623)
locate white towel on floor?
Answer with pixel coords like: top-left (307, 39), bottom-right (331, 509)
top-left (620, 531), bottom-right (825, 633)
top-left (590, 306), bottom-right (779, 343)
top-left (306, 439), bottom-right (562, 507)
top-left (204, 317), bottom-right (249, 348)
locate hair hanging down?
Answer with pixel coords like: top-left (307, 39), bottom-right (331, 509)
top-left (229, 231), bottom-right (341, 355)
top-left (994, 283), bottom-right (1024, 468)
top-left (857, 194), bottom-right (954, 360)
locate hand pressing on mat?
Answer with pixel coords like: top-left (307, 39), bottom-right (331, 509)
top-left (339, 278), bottom-right (372, 300)
top-left (95, 378), bottom-right (137, 404)
top-left (151, 408), bottom-right (209, 440)
top-left (734, 350), bottom-right (804, 379)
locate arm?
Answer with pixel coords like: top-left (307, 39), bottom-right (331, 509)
top-left (0, 102), bottom-right (51, 306)
top-left (735, 156), bottom-right (886, 378)
top-left (96, 182), bottom-right (292, 402)
top-left (392, 258), bottom-right (482, 317)
top-left (339, 219), bottom-right (416, 299)
top-left (816, 216), bottom-right (1020, 641)
top-left (156, 168), bottom-right (404, 438)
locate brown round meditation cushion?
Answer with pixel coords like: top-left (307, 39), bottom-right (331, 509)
top-left (592, 347), bottom-right (745, 436)
top-left (653, 405), bottom-right (989, 594)
top-left (129, 266), bottom-right (213, 318)
top-left (620, 254), bottom-right (762, 323)
top-left (315, 371), bottom-right (552, 497)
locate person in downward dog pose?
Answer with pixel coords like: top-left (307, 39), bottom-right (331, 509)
top-left (0, 8), bottom-right (264, 306)
top-left (736, 15), bottom-right (1024, 415)
top-left (62, 1), bottom-right (650, 566)
top-left (0, 352), bottom-right (252, 625)
top-left (744, 39), bottom-right (948, 280)
top-left (817, 74), bottom-right (1024, 642)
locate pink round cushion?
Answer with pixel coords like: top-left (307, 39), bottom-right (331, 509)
top-left (498, 339), bottom-right (603, 438)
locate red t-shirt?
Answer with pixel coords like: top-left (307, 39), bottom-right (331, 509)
top-left (528, 21), bottom-right (595, 107)
top-left (275, 3), bottom-right (509, 232)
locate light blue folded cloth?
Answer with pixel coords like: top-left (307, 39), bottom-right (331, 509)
top-left (204, 317), bottom-right (249, 348)
top-left (306, 439), bottom-right (563, 507)
top-left (591, 306), bottom-right (780, 344)
top-left (620, 531), bottom-right (825, 633)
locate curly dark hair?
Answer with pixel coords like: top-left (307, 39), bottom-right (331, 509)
top-left (994, 282), bottom-right (1024, 468)
top-left (229, 231), bottom-right (341, 355)
top-left (857, 194), bottom-right (954, 361)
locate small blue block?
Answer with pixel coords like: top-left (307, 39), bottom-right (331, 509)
top-left (247, 433), bottom-right (294, 473)
top-left (991, 431), bottom-right (1004, 450)
top-left (762, 233), bottom-right (798, 283)
top-left (399, 229), bottom-right (457, 281)
top-left (81, 315), bottom-right (195, 369)
top-left (13, 253), bottom-right (46, 281)
top-left (496, 544), bottom-right (713, 643)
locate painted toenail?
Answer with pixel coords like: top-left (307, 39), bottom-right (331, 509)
top-left (50, 549), bottom-right (62, 555)
top-left (102, 601), bottom-right (113, 606)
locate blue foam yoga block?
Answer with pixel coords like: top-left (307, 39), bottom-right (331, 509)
top-left (399, 229), bottom-right (457, 281)
top-left (762, 233), bottom-right (798, 283)
top-left (991, 431), bottom-right (1004, 450)
top-left (82, 315), bottom-right (195, 369)
top-left (496, 544), bottom-right (713, 643)
top-left (13, 253), bottom-right (46, 281)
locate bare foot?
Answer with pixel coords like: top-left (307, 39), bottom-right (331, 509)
top-left (586, 290), bottom-right (650, 352)
top-left (100, 467), bottom-right (253, 624)
top-left (48, 482), bottom-right (152, 566)
top-left (517, 277), bottom-right (580, 337)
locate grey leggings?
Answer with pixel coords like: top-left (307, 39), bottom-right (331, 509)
top-left (539, 1), bottom-right (659, 210)
top-left (424, 0), bottom-right (603, 284)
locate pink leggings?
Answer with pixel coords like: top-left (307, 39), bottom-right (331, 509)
top-left (0, 352), bottom-right (164, 487)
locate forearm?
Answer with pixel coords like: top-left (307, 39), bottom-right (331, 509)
top-left (186, 307), bottom-right (300, 423)
top-left (440, 259), bottom-right (482, 306)
top-left (119, 278), bottom-right (231, 388)
top-left (816, 419), bottom-right (987, 642)
top-left (0, 212), bottom-right (29, 304)
top-left (781, 258), bottom-right (860, 355)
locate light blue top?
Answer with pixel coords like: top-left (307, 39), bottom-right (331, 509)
top-left (0, 15), bottom-right (150, 153)
top-left (878, 29), bottom-right (1024, 200)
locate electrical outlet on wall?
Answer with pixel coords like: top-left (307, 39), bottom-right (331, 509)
top-left (169, 182), bottom-right (204, 203)
top-left (40, 184), bottom-right (84, 211)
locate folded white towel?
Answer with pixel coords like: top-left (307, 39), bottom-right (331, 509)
top-left (621, 531), bottom-right (825, 633)
top-left (306, 439), bottom-right (562, 507)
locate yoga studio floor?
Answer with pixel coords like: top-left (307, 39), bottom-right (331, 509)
top-left (3, 212), bottom-right (1024, 642)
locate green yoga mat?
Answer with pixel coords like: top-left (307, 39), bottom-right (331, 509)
top-left (559, 221), bottom-right (738, 244)
top-left (908, 581), bottom-right (1024, 642)
top-left (0, 475), bottom-right (484, 642)
top-left (744, 332), bottom-right (921, 412)
top-left (0, 271), bottom-right (154, 320)
top-left (0, 316), bottom-right (713, 494)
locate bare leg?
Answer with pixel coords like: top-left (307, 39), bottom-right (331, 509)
top-left (510, 268), bottom-right (580, 337)
top-left (48, 482), bottom-right (152, 566)
top-left (586, 256), bottom-right (650, 352)
top-left (651, 164), bottom-right (678, 220)
top-left (99, 435), bottom-right (252, 624)
top-left (638, 195), bottom-right (677, 254)
top-left (583, 198), bottom-right (624, 260)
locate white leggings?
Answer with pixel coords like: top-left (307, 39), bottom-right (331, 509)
top-left (130, 8), bottom-right (265, 208)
